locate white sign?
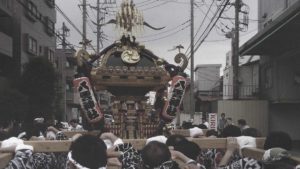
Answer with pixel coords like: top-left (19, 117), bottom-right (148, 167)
top-left (209, 113), bottom-right (218, 131)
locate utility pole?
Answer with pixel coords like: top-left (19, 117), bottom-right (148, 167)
top-left (96, 0), bottom-right (101, 54)
top-left (82, 0), bottom-right (87, 50)
top-left (91, 0), bottom-right (115, 54)
top-left (190, 0), bottom-right (195, 119)
top-left (61, 22), bottom-right (69, 50)
top-left (232, 0), bottom-right (240, 99)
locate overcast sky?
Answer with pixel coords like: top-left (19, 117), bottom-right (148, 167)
top-left (56, 0), bottom-right (258, 74)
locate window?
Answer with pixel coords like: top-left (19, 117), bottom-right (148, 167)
top-left (25, 0), bottom-right (38, 22)
top-left (66, 61), bottom-right (70, 68)
top-left (1, 0), bottom-right (12, 10)
top-left (39, 46), bottom-right (43, 55)
top-left (264, 66), bottom-right (273, 89)
top-left (66, 81), bottom-right (73, 92)
top-left (46, 48), bottom-right (54, 62)
top-left (45, 0), bottom-right (55, 8)
top-left (45, 17), bottom-right (55, 36)
top-left (65, 83), bottom-right (70, 91)
top-left (26, 34), bottom-right (37, 55)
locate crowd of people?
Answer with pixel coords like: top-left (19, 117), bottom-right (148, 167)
top-left (0, 118), bottom-right (84, 141)
top-left (0, 115), bottom-right (300, 169)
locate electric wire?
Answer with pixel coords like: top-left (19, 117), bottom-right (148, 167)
top-left (192, 0), bottom-right (229, 56)
top-left (139, 24), bottom-right (190, 42)
top-left (187, 0), bottom-right (229, 58)
top-left (184, 0), bottom-right (215, 55)
top-left (137, 19), bottom-right (190, 38)
top-left (141, 1), bottom-right (172, 11)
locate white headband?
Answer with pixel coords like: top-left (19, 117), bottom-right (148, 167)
top-left (68, 152), bottom-right (106, 169)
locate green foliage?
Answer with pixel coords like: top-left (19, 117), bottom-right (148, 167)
top-left (20, 57), bottom-right (57, 120)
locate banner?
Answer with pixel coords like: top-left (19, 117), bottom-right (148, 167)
top-left (209, 113), bottom-right (218, 131)
top-left (73, 77), bottom-right (103, 123)
top-left (161, 75), bottom-right (187, 122)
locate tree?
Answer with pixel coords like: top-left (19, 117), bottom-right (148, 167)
top-left (0, 88), bottom-right (28, 124)
top-left (20, 57), bottom-right (57, 121)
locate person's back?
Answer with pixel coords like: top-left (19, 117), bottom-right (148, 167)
top-left (237, 119), bottom-right (249, 131)
top-left (173, 140), bottom-right (201, 161)
top-left (218, 131), bottom-right (296, 169)
top-left (242, 128), bottom-right (261, 137)
top-left (218, 113), bottom-right (226, 132)
top-left (264, 131), bottom-right (293, 150)
top-left (221, 125), bottom-right (242, 137)
top-left (166, 134), bottom-right (188, 147)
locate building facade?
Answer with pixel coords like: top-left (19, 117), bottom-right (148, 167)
top-left (223, 51), bottom-right (259, 100)
top-left (195, 64), bottom-right (222, 99)
top-left (0, 0), bottom-right (56, 83)
top-left (54, 48), bottom-right (79, 121)
top-left (240, 0), bottom-right (300, 143)
top-left (193, 64), bottom-right (221, 113)
top-left (0, 0), bottom-right (16, 86)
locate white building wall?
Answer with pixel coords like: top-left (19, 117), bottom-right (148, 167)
top-left (195, 64), bottom-right (221, 91)
top-left (216, 100), bottom-right (269, 136)
top-left (239, 63), bottom-right (259, 98)
top-left (223, 62), bottom-right (259, 100)
top-left (223, 67), bottom-right (233, 99)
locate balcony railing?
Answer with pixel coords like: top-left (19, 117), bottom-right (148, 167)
top-left (196, 84), bottom-right (260, 100)
top-left (196, 90), bottom-right (223, 101)
top-left (223, 85), bottom-right (259, 99)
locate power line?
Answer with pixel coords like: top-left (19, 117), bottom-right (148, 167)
top-left (78, 5), bottom-right (97, 38)
top-left (204, 28), bottom-right (257, 42)
top-left (158, 0), bottom-right (190, 5)
top-left (56, 31), bottom-right (77, 50)
top-left (220, 17), bottom-right (264, 22)
top-left (193, 0), bottom-right (229, 55)
top-left (57, 3), bottom-right (96, 52)
top-left (194, 0), bottom-right (230, 51)
top-left (196, 4), bottom-right (227, 30)
top-left (187, 0), bottom-right (229, 57)
top-left (137, 0), bottom-right (158, 8)
top-left (184, 0), bottom-right (215, 55)
top-left (56, 4), bottom-right (83, 37)
top-left (137, 19), bottom-right (190, 38)
top-left (203, 2), bottom-right (232, 31)
top-left (186, 0), bottom-right (223, 56)
top-left (141, 1), bottom-right (172, 11)
top-left (139, 24), bottom-right (190, 42)
top-left (185, 0), bottom-right (233, 55)
top-left (135, 0), bottom-right (154, 5)
top-left (214, 1), bottom-right (235, 25)
top-left (88, 4), bottom-right (98, 21)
